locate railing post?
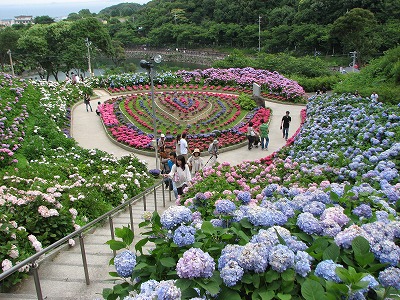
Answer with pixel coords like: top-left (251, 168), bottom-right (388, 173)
top-left (142, 194), bottom-right (147, 211)
top-left (109, 216), bottom-right (116, 257)
top-left (129, 203), bottom-right (135, 235)
top-left (153, 186), bottom-right (157, 212)
top-left (79, 233), bottom-right (90, 285)
top-left (32, 262), bottom-right (43, 300)
top-left (162, 182), bottom-right (166, 208)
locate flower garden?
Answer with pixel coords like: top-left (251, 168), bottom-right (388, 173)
top-left (95, 67), bottom-right (304, 153)
top-left (0, 73), bottom-right (155, 288)
top-left (0, 67), bottom-right (399, 299)
top-left (104, 93), bottom-right (400, 300)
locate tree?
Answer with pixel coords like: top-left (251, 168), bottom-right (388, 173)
top-left (33, 16), bottom-right (55, 24)
top-left (331, 8), bottom-right (380, 65)
top-left (0, 28), bottom-right (20, 72)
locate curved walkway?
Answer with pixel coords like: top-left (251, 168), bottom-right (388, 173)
top-left (71, 89), bottom-right (306, 169)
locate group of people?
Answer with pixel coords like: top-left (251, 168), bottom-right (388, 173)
top-left (354, 91), bottom-right (379, 101)
top-left (158, 133), bottom-right (219, 200)
top-left (246, 110), bottom-right (292, 150)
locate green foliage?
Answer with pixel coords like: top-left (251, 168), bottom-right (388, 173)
top-left (334, 46), bottom-right (400, 104)
top-left (290, 74), bottom-right (343, 92)
top-left (235, 93), bottom-right (256, 110)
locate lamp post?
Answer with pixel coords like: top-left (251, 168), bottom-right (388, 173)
top-left (140, 55), bottom-right (162, 169)
top-left (7, 49), bottom-right (15, 77)
top-left (258, 15), bottom-right (261, 52)
top-left (85, 38), bottom-right (92, 77)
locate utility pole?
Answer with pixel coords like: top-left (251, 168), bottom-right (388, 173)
top-left (258, 15), bottom-right (261, 52)
top-left (85, 38), bottom-right (92, 77)
top-left (7, 49), bottom-right (15, 77)
top-left (350, 51), bottom-right (357, 72)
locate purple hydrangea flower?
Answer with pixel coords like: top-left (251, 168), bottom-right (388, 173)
top-left (173, 225), bottom-right (196, 247)
top-left (315, 260), bottom-right (343, 283)
top-left (176, 248), bottom-right (215, 279)
top-left (114, 250), bottom-right (136, 278)
top-left (378, 267), bottom-right (400, 289)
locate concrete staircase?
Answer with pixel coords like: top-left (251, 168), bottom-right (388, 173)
top-left (0, 185), bottom-right (175, 300)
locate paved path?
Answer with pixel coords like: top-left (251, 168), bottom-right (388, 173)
top-left (72, 89), bottom-right (306, 169)
top-left (1, 90), bottom-right (305, 300)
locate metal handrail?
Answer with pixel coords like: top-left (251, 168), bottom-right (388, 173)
top-left (0, 179), bottom-right (169, 299)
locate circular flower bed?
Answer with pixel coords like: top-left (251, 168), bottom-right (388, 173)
top-left (100, 90), bottom-right (271, 152)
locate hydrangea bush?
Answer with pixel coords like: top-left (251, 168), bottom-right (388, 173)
top-left (105, 94), bottom-right (399, 300)
top-left (0, 74), bottom-right (155, 289)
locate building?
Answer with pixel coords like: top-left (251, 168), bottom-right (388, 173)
top-left (14, 15), bottom-right (33, 25)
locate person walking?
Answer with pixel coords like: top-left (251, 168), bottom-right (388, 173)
top-left (83, 93), bottom-right (93, 112)
top-left (175, 134), bottom-right (181, 156)
top-left (280, 111), bottom-right (291, 141)
top-left (164, 155), bottom-right (191, 196)
top-left (180, 132), bottom-right (189, 161)
top-left (207, 139), bottom-right (219, 167)
top-left (259, 119), bottom-right (270, 150)
top-left (187, 148), bottom-right (204, 176)
top-left (161, 151), bottom-right (178, 200)
top-left (247, 122), bottom-right (256, 150)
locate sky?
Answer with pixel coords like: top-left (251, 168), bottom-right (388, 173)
top-left (0, 0), bottom-right (151, 19)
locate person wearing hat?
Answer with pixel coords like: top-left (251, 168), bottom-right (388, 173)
top-left (206, 139), bottom-right (219, 167)
top-left (187, 148), bottom-right (204, 176)
top-left (158, 133), bottom-right (166, 155)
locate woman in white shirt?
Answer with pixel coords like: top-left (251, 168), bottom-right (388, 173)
top-left (164, 155), bottom-right (191, 196)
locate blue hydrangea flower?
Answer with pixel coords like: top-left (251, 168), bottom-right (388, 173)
top-left (220, 260), bottom-right (244, 287)
top-left (160, 206), bottom-right (193, 229)
top-left (248, 206), bottom-right (287, 227)
top-left (378, 267), bottom-right (400, 289)
top-left (173, 225), bottom-right (196, 247)
top-left (114, 250), bottom-right (136, 278)
top-left (140, 279), bottom-right (159, 295)
top-left (268, 244), bottom-right (295, 273)
top-left (263, 184), bottom-right (279, 197)
top-left (294, 251), bottom-right (313, 277)
top-left (297, 212), bottom-right (322, 235)
top-left (237, 191), bottom-right (251, 204)
top-left (352, 204), bottom-right (372, 218)
top-left (315, 260), bottom-right (343, 283)
top-left (238, 243), bottom-right (269, 273)
top-left (210, 218), bottom-right (225, 228)
top-left (176, 248), bottom-right (215, 279)
top-left (303, 201), bottom-right (326, 216)
top-left (371, 240), bottom-right (400, 266)
top-left (156, 280), bottom-right (182, 300)
top-left (218, 244), bottom-right (243, 270)
top-left (214, 199), bottom-right (236, 214)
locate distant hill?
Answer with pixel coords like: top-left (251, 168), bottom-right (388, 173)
top-left (99, 2), bottom-right (143, 17)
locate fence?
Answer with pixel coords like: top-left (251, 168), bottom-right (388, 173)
top-left (0, 180), bottom-right (171, 300)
